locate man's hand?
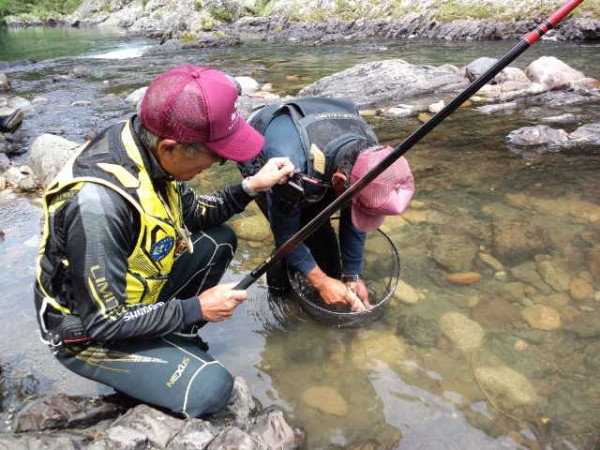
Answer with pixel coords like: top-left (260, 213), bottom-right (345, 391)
top-left (247, 157), bottom-right (295, 192)
top-left (197, 282), bottom-right (247, 322)
top-left (306, 267), bottom-right (367, 312)
top-left (345, 278), bottom-right (372, 309)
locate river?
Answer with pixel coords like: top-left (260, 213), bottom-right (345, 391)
top-left (0, 26), bottom-right (599, 449)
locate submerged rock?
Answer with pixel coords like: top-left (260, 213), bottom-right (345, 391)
top-left (396, 314), bottom-right (440, 348)
top-left (301, 386), bottom-right (348, 416)
top-left (521, 305), bottom-right (562, 331)
top-left (439, 312), bottom-right (484, 352)
top-left (474, 366), bottom-right (538, 406)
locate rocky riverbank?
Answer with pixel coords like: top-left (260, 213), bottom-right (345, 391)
top-left (2, 0), bottom-right (600, 43)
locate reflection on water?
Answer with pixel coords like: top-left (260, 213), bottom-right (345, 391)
top-left (0, 29), bottom-right (599, 448)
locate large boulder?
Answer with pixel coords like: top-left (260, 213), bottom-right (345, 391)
top-left (526, 56), bottom-right (594, 90)
top-left (28, 134), bottom-right (83, 188)
top-left (299, 59), bottom-right (468, 108)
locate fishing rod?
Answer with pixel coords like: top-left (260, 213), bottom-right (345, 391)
top-left (235, 0), bottom-right (585, 290)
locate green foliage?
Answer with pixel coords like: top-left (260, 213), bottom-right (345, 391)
top-left (208, 4), bottom-right (233, 23)
top-left (254, 0), bottom-right (272, 16)
top-left (434, 0), bottom-right (508, 21)
top-left (0, 0), bottom-right (82, 18)
top-left (179, 32), bottom-right (196, 42)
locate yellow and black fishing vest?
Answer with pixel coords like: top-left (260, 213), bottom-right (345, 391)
top-left (36, 120), bottom-right (185, 315)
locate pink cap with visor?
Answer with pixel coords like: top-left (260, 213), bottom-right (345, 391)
top-left (351, 146), bottom-right (415, 232)
top-left (139, 64), bottom-right (264, 162)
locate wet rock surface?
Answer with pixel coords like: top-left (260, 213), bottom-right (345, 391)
top-left (396, 314), bottom-right (440, 348)
top-left (2, 377), bottom-right (304, 450)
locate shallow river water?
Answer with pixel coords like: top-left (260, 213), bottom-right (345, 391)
top-left (0, 26), bottom-right (599, 449)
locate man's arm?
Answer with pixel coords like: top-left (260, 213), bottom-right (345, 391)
top-left (59, 183), bottom-right (201, 341)
top-left (180, 182), bottom-right (253, 232)
top-left (339, 207), bottom-right (367, 276)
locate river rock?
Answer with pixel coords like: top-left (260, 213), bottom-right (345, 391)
top-left (207, 426), bottom-right (266, 450)
top-left (165, 419), bottom-right (216, 449)
top-left (28, 134), bottom-right (83, 188)
top-left (235, 76), bottom-right (259, 94)
top-left (500, 281), bottom-right (536, 304)
top-left (474, 366), bottom-right (537, 406)
top-left (248, 408), bottom-right (300, 450)
top-left (351, 329), bottom-right (406, 368)
top-left (439, 312), bottom-right (484, 352)
top-left (521, 305), bottom-right (561, 330)
top-left (570, 277), bottom-right (594, 301)
top-left (0, 433), bottom-right (80, 449)
top-left (471, 297), bottom-right (520, 329)
top-left (478, 252), bottom-right (504, 272)
top-left (504, 192), bottom-right (547, 212)
top-left (464, 57), bottom-right (497, 83)
top-left (229, 215), bottom-right (272, 243)
top-left (6, 96), bottom-right (31, 110)
top-left (393, 280), bottom-right (420, 304)
top-left (301, 386), bottom-right (348, 416)
top-left (526, 56), bottom-right (590, 90)
top-left (569, 199), bottom-right (600, 223)
top-left (587, 247), bottom-right (600, 278)
top-left (476, 101), bottom-right (518, 114)
top-left (97, 408), bottom-right (175, 449)
top-left (430, 233), bottom-right (478, 272)
top-left (125, 86), bottom-right (147, 108)
top-left (492, 215), bottom-right (547, 263)
top-left (531, 293), bottom-right (570, 309)
top-left (3, 165), bottom-right (33, 191)
top-left (15, 394), bottom-right (124, 432)
top-left (0, 74), bottom-right (10, 92)
top-left (444, 272), bottom-right (481, 285)
top-left (568, 122), bottom-right (600, 145)
top-left (396, 314), bottom-right (440, 348)
top-left (536, 258), bottom-right (571, 292)
top-left (565, 313), bottom-right (600, 338)
top-left (0, 107), bottom-right (24, 133)
top-left (506, 125), bottom-right (569, 148)
top-left (298, 59), bottom-right (468, 108)
top-left (0, 152), bottom-right (9, 172)
top-left (495, 67), bottom-right (530, 84)
top-left (541, 113), bottom-right (581, 123)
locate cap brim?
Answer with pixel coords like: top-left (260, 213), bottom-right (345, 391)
top-left (351, 202), bottom-right (385, 233)
top-left (204, 118), bottom-right (264, 163)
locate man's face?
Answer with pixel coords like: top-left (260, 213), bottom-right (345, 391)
top-left (156, 140), bottom-right (224, 181)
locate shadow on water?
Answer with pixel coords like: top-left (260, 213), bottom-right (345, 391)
top-left (0, 28), bottom-right (599, 448)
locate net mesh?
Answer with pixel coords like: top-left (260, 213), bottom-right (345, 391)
top-left (289, 223), bottom-right (400, 327)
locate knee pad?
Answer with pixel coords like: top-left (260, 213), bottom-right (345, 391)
top-left (186, 364), bottom-right (234, 417)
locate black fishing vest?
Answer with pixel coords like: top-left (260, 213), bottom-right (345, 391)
top-left (242, 97), bottom-right (379, 182)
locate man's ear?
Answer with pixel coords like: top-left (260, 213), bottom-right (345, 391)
top-left (156, 139), bottom-right (178, 158)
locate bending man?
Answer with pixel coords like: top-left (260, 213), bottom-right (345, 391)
top-left (241, 97), bottom-right (414, 311)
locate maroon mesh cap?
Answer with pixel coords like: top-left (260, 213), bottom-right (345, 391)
top-left (139, 64), bottom-right (264, 162)
top-left (350, 146), bottom-right (415, 232)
